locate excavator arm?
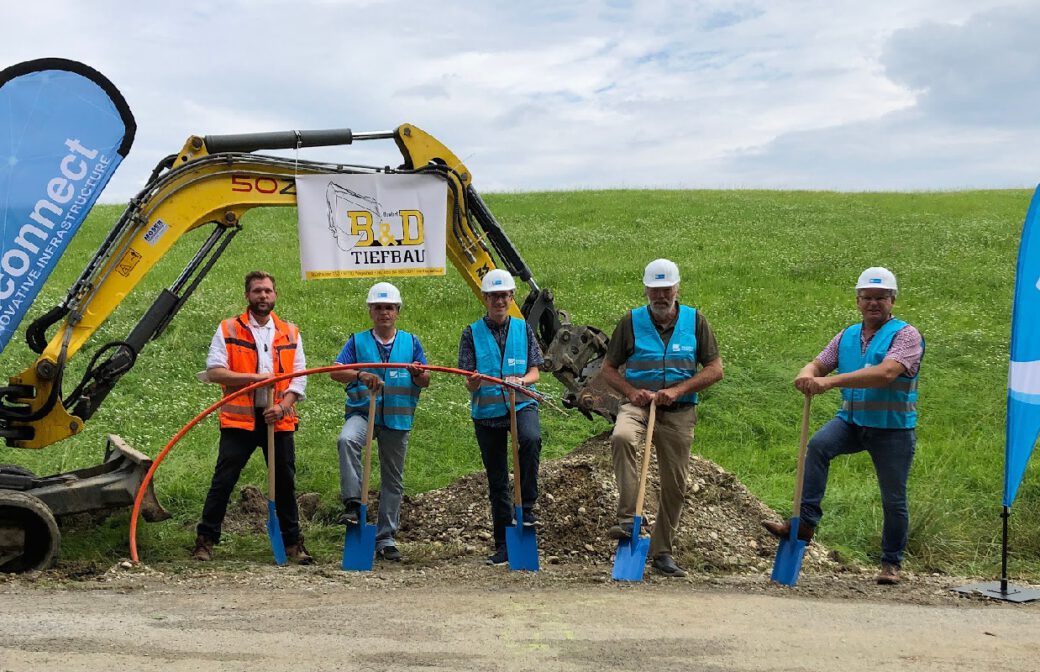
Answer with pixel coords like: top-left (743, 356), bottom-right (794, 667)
top-left (0, 123), bottom-right (617, 450)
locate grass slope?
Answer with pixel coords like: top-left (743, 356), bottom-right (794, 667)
top-left (2, 188), bottom-right (1037, 577)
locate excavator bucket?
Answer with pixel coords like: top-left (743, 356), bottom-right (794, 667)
top-left (0, 434), bottom-right (169, 572)
top-left (26, 435), bottom-right (170, 521)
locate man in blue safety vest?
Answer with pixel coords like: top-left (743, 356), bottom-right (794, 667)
top-left (330, 282), bottom-right (431, 562)
top-left (458, 269), bottom-right (544, 567)
top-left (762, 267), bottom-right (924, 585)
top-left (601, 259), bottom-right (724, 578)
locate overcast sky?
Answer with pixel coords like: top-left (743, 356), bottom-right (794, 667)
top-left (3, 1), bottom-right (1037, 201)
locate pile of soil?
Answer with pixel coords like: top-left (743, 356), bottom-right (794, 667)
top-left (218, 431), bottom-right (833, 573)
top-left (222, 488), bottom-right (320, 536)
top-left (395, 431), bottom-right (836, 573)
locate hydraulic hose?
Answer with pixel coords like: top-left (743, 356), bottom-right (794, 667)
top-left (128, 362), bottom-right (549, 563)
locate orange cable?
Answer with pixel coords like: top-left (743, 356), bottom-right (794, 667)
top-left (128, 363), bottom-right (546, 563)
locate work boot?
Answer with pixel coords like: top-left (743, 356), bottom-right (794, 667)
top-left (286, 539), bottom-right (315, 565)
top-left (192, 535), bottom-right (215, 562)
top-left (337, 501), bottom-right (361, 526)
top-left (877, 562), bottom-right (901, 585)
top-left (651, 554), bottom-right (687, 578)
top-left (761, 519), bottom-right (814, 542)
top-left (377, 545), bottom-right (402, 562)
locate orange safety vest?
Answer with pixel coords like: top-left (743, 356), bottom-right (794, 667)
top-left (218, 310), bottom-right (299, 432)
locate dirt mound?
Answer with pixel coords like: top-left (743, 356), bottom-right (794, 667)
top-left (221, 485), bottom-right (271, 535)
top-left (221, 486), bottom-right (322, 535)
top-left (397, 431), bottom-right (837, 573)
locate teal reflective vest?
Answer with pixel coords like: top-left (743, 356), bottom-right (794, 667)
top-left (624, 305), bottom-right (699, 404)
top-left (470, 317), bottom-right (537, 419)
top-left (345, 330), bottom-right (421, 430)
top-left (836, 319), bottom-right (922, 429)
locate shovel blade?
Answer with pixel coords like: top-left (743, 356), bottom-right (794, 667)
top-left (505, 506), bottom-right (539, 571)
top-left (266, 500), bottom-right (287, 566)
top-left (341, 503), bottom-right (377, 571)
top-left (612, 516), bottom-right (650, 581)
top-left (770, 517), bottom-right (808, 586)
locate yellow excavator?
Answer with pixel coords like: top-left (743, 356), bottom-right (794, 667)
top-left (0, 123), bottom-right (619, 571)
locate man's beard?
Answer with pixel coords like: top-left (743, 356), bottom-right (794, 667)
top-left (649, 301), bottom-right (674, 322)
top-left (249, 299), bottom-right (275, 317)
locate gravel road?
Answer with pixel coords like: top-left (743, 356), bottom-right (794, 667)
top-left (1, 562), bottom-right (1038, 671)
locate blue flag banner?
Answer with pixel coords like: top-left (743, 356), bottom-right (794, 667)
top-left (1004, 185), bottom-right (1040, 506)
top-left (0, 58), bottom-right (135, 355)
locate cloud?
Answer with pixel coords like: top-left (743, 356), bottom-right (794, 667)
top-left (882, 5), bottom-right (1040, 126)
top-left (1, 0), bottom-right (1031, 199)
top-left (716, 3), bottom-right (1040, 190)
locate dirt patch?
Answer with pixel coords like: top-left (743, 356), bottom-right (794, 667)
top-left (398, 431), bottom-right (836, 574)
top-left (219, 486), bottom-right (269, 535)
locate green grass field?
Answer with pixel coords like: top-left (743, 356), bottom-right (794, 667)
top-left (2, 188), bottom-right (1039, 577)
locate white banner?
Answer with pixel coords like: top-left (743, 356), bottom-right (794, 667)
top-left (296, 173), bottom-right (447, 279)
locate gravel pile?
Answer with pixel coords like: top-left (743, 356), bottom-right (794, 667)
top-left (396, 431), bottom-right (836, 573)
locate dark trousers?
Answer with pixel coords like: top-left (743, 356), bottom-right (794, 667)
top-left (474, 406), bottom-right (541, 547)
top-left (197, 412), bottom-right (300, 545)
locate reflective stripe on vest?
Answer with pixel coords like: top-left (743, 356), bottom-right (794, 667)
top-left (345, 330), bottom-right (421, 431)
top-left (624, 305), bottom-right (699, 404)
top-left (470, 317), bottom-right (537, 419)
top-left (837, 318), bottom-right (923, 429)
top-left (219, 311), bottom-right (299, 432)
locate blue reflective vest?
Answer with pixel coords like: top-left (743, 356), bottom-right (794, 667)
top-left (470, 317), bottom-right (537, 419)
top-left (345, 330), bottom-right (421, 431)
top-left (624, 305), bottom-right (699, 404)
top-left (836, 319), bottom-right (922, 429)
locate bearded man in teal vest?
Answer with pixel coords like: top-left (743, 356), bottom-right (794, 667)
top-left (601, 259), bottom-right (724, 578)
top-left (762, 267), bottom-right (924, 586)
top-left (329, 282), bottom-right (430, 562)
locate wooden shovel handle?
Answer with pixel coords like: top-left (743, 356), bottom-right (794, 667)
top-left (361, 392), bottom-right (377, 505)
top-left (509, 389), bottom-right (523, 506)
top-left (634, 399), bottom-right (657, 517)
top-left (792, 394), bottom-right (812, 512)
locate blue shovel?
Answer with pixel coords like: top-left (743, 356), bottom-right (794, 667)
top-left (505, 389), bottom-right (539, 571)
top-left (612, 399), bottom-right (656, 581)
top-left (770, 394), bottom-right (813, 586)
top-left (342, 393), bottom-right (378, 571)
top-left (264, 387), bottom-right (287, 566)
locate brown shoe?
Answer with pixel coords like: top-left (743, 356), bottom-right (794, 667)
top-left (192, 535), bottom-right (215, 561)
top-left (286, 540), bottom-right (315, 565)
top-left (761, 519), bottom-right (814, 542)
top-left (877, 562), bottom-right (901, 585)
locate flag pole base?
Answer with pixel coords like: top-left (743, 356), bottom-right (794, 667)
top-left (952, 581), bottom-right (1040, 603)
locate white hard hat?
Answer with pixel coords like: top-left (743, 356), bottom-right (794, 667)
top-left (481, 269), bottom-right (516, 293)
top-left (855, 267), bottom-right (898, 295)
top-left (366, 281), bottom-right (402, 305)
top-left (643, 259), bottom-right (680, 288)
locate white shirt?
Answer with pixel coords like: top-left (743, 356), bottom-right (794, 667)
top-left (206, 312), bottom-right (307, 399)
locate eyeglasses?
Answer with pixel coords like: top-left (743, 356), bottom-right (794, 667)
top-left (485, 292), bottom-right (513, 302)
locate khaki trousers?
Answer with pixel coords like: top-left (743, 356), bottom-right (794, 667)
top-left (611, 402), bottom-right (696, 558)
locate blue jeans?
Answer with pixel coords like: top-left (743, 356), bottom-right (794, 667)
top-left (337, 414), bottom-right (410, 551)
top-left (801, 417), bottom-right (916, 566)
top-left (473, 407), bottom-right (541, 548)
